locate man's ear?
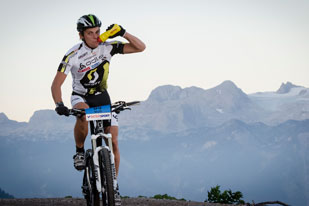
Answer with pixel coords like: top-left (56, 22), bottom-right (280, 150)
top-left (79, 32), bottom-right (84, 40)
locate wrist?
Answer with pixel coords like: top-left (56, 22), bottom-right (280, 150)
top-left (55, 102), bottom-right (64, 107)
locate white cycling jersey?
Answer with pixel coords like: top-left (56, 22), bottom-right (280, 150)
top-left (58, 41), bottom-right (124, 96)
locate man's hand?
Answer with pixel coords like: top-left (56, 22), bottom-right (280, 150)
top-left (106, 24), bottom-right (126, 38)
top-left (55, 102), bottom-right (69, 116)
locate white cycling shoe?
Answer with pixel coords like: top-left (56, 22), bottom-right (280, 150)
top-left (73, 152), bottom-right (85, 171)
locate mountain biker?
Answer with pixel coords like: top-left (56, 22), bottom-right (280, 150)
top-left (51, 14), bottom-right (145, 199)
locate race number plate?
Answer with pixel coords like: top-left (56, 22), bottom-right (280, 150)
top-left (85, 105), bottom-right (111, 121)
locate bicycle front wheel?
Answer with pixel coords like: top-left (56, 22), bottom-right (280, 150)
top-left (99, 148), bottom-right (115, 206)
top-left (83, 150), bottom-right (100, 206)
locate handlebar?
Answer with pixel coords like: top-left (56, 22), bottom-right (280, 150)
top-left (69, 101), bottom-right (140, 117)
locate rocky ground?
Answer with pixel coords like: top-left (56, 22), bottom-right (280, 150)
top-left (0, 198), bottom-right (239, 206)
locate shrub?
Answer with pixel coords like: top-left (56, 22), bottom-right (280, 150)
top-left (153, 194), bottom-right (186, 201)
top-left (154, 194), bottom-right (176, 200)
top-left (0, 188), bottom-right (14, 199)
top-left (205, 185), bottom-right (245, 204)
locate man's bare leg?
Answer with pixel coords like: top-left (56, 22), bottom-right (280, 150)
top-left (111, 125), bottom-right (120, 177)
top-left (74, 102), bottom-right (89, 148)
top-left (105, 125), bottom-right (120, 177)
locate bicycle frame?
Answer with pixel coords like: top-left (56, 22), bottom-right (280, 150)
top-left (69, 101), bottom-right (140, 206)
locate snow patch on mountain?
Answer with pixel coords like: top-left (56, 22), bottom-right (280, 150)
top-left (276, 81), bottom-right (301, 94)
top-left (249, 83), bottom-right (309, 124)
top-left (202, 141), bottom-right (217, 150)
top-left (216, 108), bottom-right (224, 114)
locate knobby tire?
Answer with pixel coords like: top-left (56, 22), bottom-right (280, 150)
top-left (83, 150), bottom-right (100, 206)
top-left (100, 148), bottom-right (115, 206)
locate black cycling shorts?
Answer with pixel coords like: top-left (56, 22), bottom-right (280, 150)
top-left (71, 90), bottom-right (118, 127)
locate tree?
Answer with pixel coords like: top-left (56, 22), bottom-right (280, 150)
top-left (205, 185), bottom-right (245, 204)
top-left (0, 188), bottom-right (14, 199)
top-left (205, 185), bottom-right (290, 206)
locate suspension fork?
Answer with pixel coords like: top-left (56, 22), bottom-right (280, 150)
top-left (90, 120), bottom-right (117, 191)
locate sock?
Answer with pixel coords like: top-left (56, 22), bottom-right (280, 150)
top-left (76, 146), bottom-right (85, 153)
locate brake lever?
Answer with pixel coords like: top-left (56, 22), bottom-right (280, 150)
top-left (113, 107), bottom-right (131, 114)
top-left (113, 101), bottom-right (126, 107)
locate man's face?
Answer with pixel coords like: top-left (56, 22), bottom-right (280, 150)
top-left (81, 27), bottom-right (100, 49)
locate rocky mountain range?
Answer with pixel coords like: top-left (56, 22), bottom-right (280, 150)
top-left (2, 80), bottom-right (308, 138)
top-left (121, 80), bottom-right (309, 131)
top-left (0, 80), bottom-right (308, 206)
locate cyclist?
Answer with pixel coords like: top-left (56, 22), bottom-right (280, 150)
top-left (51, 13), bottom-right (145, 195)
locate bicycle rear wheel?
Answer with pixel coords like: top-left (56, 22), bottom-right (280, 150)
top-left (99, 148), bottom-right (115, 206)
top-left (83, 150), bottom-right (100, 206)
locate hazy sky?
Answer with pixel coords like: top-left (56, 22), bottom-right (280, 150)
top-left (0, 0), bottom-right (308, 122)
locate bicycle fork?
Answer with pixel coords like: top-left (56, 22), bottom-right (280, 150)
top-left (91, 133), bottom-right (118, 193)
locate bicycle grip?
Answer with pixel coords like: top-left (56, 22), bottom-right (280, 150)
top-left (98, 24), bottom-right (121, 42)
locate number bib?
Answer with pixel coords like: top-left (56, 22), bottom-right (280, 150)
top-left (85, 105), bottom-right (111, 121)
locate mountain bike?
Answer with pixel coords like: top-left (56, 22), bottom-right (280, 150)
top-left (69, 101), bottom-right (140, 206)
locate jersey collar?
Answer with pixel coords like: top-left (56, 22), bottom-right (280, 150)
top-left (83, 41), bottom-right (99, 52)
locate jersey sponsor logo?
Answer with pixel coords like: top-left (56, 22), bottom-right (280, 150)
top-left (92, 62), bottom-right (100, 69)
top-left (78, 61), bottom-right (101, 73)
top-left (80, 60), bottom-right (108, 88)
top-left (85, 55), bottom-right (107, 67)
top-left (85, 55), bottom-right (101, 66)
top-left (78, 63), bottom-right (91, 73)
top-left (78, 52), bottom-right (88, 59)
top-left (84, 54), bottom-right (96, 61)
top-left (79, 67), bottom-right (91, 73)
top-left (87, 69), bottom-right (99, 83)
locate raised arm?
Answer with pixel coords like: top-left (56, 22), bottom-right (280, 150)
top-left (102, 24), bottom-right (146, 54)
top-left (122, 32), bottom-right (146, 54)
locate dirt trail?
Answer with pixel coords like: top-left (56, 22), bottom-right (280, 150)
top-left (0, 198), bottom-right (237, 206)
